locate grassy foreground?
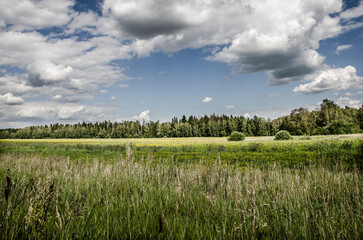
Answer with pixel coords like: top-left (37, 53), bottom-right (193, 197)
top-left (0, 136), bottom-right (362, 239)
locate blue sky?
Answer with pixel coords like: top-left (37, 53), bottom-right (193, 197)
top-left (0, 0), bottom-right (362, 128)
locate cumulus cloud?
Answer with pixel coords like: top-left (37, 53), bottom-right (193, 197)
top-left (57, 106), bottom-right (86, 120)
top-left (103, 0), bottom-right (202, 39)
top-left (133, 110), bottom-right (150, 121)
top-left (0, 75), bottom-right (33, 96)
top-left (104, 0), bottom-right (344, 85)
top-left (336, 44), bottom-right (352, 54)
top-left (0, 93), bottom-right (24, 105)
top-left (243, 113), bottom-right (251, 118)
top-left (27, 60), bottom-right (72, 87)
top-left (336, 96), bottom-right (362, 108)
top-left (226, 105), bottom-right (235, 109)
top-left (202, 97), bottom-right (212, 103)
top-left (102, 0), bottom-right (360, 86)
top-left (1, 0), bottom-right (363, 127)
top-left (51, 95), bottom-right (62, 100)
top-left (2, 101), bottom-right (109, 123)
top-left (16, 106), bottom-right (52, 119)
top-left (293, 66), bottom-right (363, 94)
top-left (111, 96), bottom-right (117, 101)
top-left (0, 0), bottom-right (74, 30)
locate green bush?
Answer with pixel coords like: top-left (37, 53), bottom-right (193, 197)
top-left (274, 130), bottom-right (293, 140)
top-left (227, 131), bottom-right (245, 141)
top-left (299, 135), bottom-right (311, 140)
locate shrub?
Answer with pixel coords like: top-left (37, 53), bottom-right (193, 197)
top-left (227, 131), bottom-right (245, 141)
top-left (274, 130), bottom-right (293, 140)
top-left (299, 135), bottom-right (311, 140)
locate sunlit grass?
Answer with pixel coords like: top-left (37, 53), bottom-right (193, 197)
top-left (1, 135), bottom-right (362, 239)
top-left (1, 151), bottom-right (362, 239)
top-left (1, 134), bottom-right (362, 146)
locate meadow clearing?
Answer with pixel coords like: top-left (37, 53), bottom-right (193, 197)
top-left (0, 134), bottom-right (362, 239)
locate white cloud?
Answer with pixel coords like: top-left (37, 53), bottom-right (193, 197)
top-left (133, 110), bottom-right (150, 121)
top-left (103, 0), bottom-right (204, 39)
top-left (16, 106), bottom-right (52, 119)
top-left (1, 101), bottom-right (109, 124)
top-left (57, 106), bottom-right (85, 120)
top-left (336, 96), bottom-right (362, 108)
top-left (27, 60), bottom-right (72, 87)
top-left (1, 0), bottom-right (363, 127)
top-left (340, 3), bottom-right (363, 19)
top-left (336, 44), bottom-right (352, 54)
top-left (51, 95), bottom-right (62, 100)
top-left (202, 97), bottom-right (212, 103)
top-left (111, 96), bottom-right (117, 101)
top-left (0, 93), bottom-right (24, 105)
top-left (65, 11), bottom-right (100, 35)
top-left (103, 0), bottom-right (348, 85)
top-left (293, 66), bottom-right (363, 94)
top-left (0, 0), bottom-right (74, 30)
top-left (0, 74), bottom-right (34, 96)
top-left (243, 113), bottom-right (250, 118)
top-left (226, 105), bottom-right (235, 109)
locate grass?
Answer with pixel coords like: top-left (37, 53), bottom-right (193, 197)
top-left (1, 137), bottom-right (362, 169)
top-left (0, 135), bottom-right (362, 239)
top-left (1, 133), bottom-right (362, 146)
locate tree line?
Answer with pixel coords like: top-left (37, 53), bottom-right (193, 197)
top-left (1, 99), bottom-right (362, 139)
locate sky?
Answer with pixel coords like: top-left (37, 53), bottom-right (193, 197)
top-left (0, 0), bottom-right (362, 128)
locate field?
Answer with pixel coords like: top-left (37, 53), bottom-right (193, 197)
top-left (1, 135), bottom-right (362, 239)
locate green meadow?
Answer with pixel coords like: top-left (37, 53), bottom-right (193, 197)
top-left (0, 135), bottom-right (362, 239)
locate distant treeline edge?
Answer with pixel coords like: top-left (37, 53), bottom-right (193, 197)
top-left (1, 99), bottom-right (362, 139)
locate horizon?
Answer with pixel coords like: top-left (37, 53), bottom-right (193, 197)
top-left (0, 0), bottom-right (362, 128)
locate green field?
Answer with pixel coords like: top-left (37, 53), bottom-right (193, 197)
top-left (1, 135), bottom-right (362, 239)
top-left (2, 133), bottom-right (362, 146)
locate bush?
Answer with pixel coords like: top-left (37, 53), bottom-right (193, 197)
top-left (227, 131), bottom-right (245, 141)
top-left (299, 135), bottom-right (311, 140)
top-left (274, 130), bottom-right (293, 140)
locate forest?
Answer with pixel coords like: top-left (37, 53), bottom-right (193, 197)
top-left (1, 99), bottom-right (362, 139)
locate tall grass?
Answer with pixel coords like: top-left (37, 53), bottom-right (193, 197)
top-left (1, 139), bottom-right (362, 169)
top-left (1, 151), bottom-right (362, 239)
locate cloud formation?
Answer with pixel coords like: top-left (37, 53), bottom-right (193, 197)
top-left (133, 110), bottom-right (150, 121)
top-left (293, 66), bottom-right (363, 94)
top-left (103, 0), bottom-right (196, 39)
top-left (336, 96), bottom-right (362, 108)
top-left (0, 93), bottom-right (24, 105)
top-left (1, 0), bottom-right (363, 127)
top-left (202, 97), bottom-right (212, 103)
top-left (27, 60), bottom-right (72, 87)
top-left (336, 44), bottom-right (353, 54)
top-left (0, 0), bottom-right (73, 30)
